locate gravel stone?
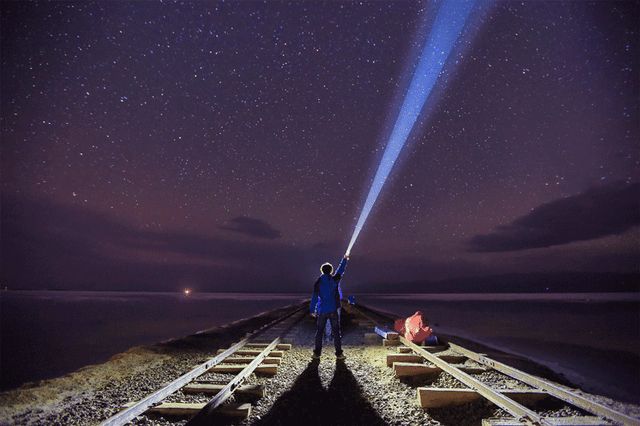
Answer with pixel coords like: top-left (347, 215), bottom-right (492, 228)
top-left (1, 304), bottom-right (638, 426)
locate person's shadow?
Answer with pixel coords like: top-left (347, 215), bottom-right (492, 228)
top-left (252, 358), bottom-right (388, 426)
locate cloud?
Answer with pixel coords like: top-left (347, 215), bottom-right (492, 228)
top-left (220, 217), bottom-right (282, 240)
top-left (0, 195), bottom-right (300, 291)
top-left (468, 181), bottom-right (640, 252)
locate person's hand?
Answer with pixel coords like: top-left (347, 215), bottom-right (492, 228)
top-left (311, 313), bottom-right (317, 318)
top-left (344, 254), bottom-right (349, 259)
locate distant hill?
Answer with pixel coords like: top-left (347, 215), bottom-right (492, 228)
top-left (352, 272), bottom-right (639, 293)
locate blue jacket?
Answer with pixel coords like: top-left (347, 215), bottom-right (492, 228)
top-left (310, 258), bottom-right (347, 314)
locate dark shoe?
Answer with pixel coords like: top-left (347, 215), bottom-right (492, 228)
top-left (312, 351), bottom-right (321, 359)
top-left (335, 352), bottom-right (346, 360)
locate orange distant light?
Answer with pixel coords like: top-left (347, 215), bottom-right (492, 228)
top-left (184, 289), bottom-right (191, 295)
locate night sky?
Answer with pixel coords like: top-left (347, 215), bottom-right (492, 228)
top-left (2, 1), bottom-right (638, 293)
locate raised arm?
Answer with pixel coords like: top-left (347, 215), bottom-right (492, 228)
top-left (335, 256), bottom-right (348, 276)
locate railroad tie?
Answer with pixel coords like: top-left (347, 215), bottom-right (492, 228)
top-left (364, 333), bottom-right (381, 344)
top-left (182, 383), bottom-right (266, 398)
top-left (394, 345), bottom-right (446, 354)
top-left (209, 363), bottom-right (279, 375)
top-left (386, 353), bottom-right (424, 367)
top-left (436, 355), bottom-right (467, 363)
top-left (393, 362), bottom-right (440, 377)
top-left (390, 358), bottom-right (485, 376)
top-left (144, 402), bottom-right (251, 418)
top-left (374, 326), bottom-right (399, 340)
top-left (482, 416), bottom-right (616, 425)
top-left (120, 401), bottom-right (254, 417)
top-left (216, 348), bottom-right (284, 357)
top-left (245, 342), bottom-right (292, 350)
top-left (221, 356), bottom-right (282, 364)
top-left (418, 388), bottom-right (549, 409)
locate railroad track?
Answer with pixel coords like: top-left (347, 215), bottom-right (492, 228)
top-left (95, 301), bottom-right (637, 426)
top-left (98, 302), bottom-right (308, 426)
top-left (351, 304), bottom-right (639, 426)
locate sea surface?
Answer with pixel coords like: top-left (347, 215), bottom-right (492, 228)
top-left (1, 291), bottom-right (638, 405)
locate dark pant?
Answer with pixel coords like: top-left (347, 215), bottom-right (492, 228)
top-left (315, 309), bottom-right (342, 355)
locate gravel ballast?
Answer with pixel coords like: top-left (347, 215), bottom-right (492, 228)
top-left (1, 304), bottom-right (638, 426)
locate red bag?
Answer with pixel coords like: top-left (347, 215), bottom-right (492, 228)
top-left (394, 311), bottom-right (432, 343)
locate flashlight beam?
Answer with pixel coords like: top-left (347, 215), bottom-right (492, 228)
top-left (346, 0), bottom-right (480, 257)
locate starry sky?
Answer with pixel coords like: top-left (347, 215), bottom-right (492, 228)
top-left (1, 1), bottom-right (638, 293)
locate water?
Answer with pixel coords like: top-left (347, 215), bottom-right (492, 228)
top-left (0, 291), bottom-right (307, 392)
top-left (1, 291), bottom-right (638, 405)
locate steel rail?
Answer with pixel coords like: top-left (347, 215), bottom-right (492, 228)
top-left (97, 303), bottom-right (306, 426)
top-left (350, 305), bottom-right (551, 425)
top-left (448, 342), bottom-right (640, 426)
top-left (186, 307), bottom-right (307, 425)
top-left (398, 335), bottom-right (553, 426)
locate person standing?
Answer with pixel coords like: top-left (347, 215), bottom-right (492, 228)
top-left (310, 255), bottom-right (348, 359)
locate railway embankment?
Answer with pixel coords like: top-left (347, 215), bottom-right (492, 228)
top-left (1, 302), bottom-right (638, 426)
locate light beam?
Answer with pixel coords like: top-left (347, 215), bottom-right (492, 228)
top-left (346, 0), bottom-right (482, 257)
